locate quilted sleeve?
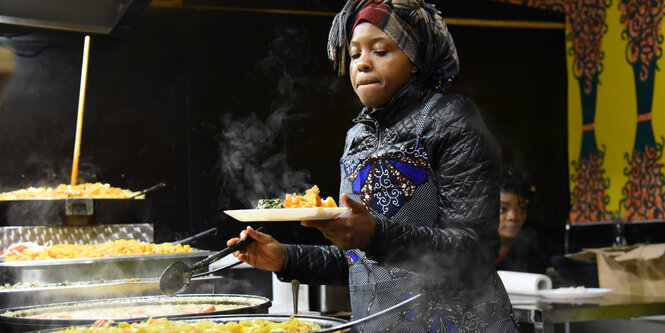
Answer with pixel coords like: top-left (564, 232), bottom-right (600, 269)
top-left (365, 95), bottom-right (501, 283)
top-left (275, 244), bottom-right (349, 285)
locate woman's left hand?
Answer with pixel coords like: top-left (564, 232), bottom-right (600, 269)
top-left (302, 193), bottom-right (375, 250)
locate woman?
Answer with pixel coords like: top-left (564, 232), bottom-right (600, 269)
top-left (229, 1), bottom-right (519, 331)
top-left (496, 166), bottom-right (546, 273)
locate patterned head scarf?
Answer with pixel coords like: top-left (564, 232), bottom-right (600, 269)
top-left (328, 0), bottom-right (459, 92)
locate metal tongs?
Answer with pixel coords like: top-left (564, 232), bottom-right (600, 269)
top-left (170, 227), bottom-right (218, 245)
top-left (159, 226), bottom-right (266, 295)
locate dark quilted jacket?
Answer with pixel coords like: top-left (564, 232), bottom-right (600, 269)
top-left (277, 82), bottom-right (518, 332)
top-left (278, 83), bottom-right (501, 283)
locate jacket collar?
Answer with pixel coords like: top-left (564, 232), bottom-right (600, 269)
top-left (353, 80), bottom-right (430, 127)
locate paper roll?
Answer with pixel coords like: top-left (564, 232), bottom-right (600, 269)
top-left (497, 270), bottom-right (552, 295)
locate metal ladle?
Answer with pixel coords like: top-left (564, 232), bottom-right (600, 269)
top-left (159, 226), bottom-right (266, 295)
top-left (291, 279), bottom-right (300, 314)
top-left (314, 293), bottom-right (424, 333)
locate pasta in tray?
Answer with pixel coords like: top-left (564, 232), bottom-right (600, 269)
top-left (0, 182), bottom-right (141, 200)
top-left (2, 239), bottom-right (193, 261)
top-left (51, 316), bottom-right (324, 333)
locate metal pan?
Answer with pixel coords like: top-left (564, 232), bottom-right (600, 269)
top-left (0, 182), bottom-right (166, 226)
top-left (0, 250), bottom-right (214, 284)
top-left (0, 275), bottom-right (221, 308)
top-left (25, 314), bottom-right (349, 333)
top-left (0, 294), bottom-right (271, 333)
top-left (0, 197), bottom-right (153, 226)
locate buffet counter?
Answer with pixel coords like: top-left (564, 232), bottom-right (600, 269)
top-left (510, 292), bottom-right (665, 332)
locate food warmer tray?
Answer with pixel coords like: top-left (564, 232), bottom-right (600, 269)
top-left (0, 294), bottom-right (272, 333)
top-left (0, 250), bottom-right (214, 284)
top-left (0, 276), bottom-right (221, 308)
top-left (0, 197), bottom-right (153, 226)
top-left (29, 314), bottom-right (350, 333)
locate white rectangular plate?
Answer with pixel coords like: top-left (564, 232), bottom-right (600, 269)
top-left (224, 207), bottom-right (350, 222)
top-left (538, 288), bottom-right (612, 299)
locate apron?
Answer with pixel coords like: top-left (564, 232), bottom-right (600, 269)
top-left (339, 94), bottom-right (518, 332)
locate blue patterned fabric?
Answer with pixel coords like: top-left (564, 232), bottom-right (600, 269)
top-left (344, 147), bottom-right (430, 218)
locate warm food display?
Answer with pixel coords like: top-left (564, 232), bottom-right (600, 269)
top-left (48, 317), bottom-right (322, 332)
top-left (2, 240), bottom-right (193, 261)
top-left (257, 185), bottom-right (336, 209)
top-left (0, 182), bottom-right (141, 200)
top-left (5, 304), bottom-right (223, 320)
top-left (0, 278), bottom-right (144, 290)
top-left (4, 303), bottom-right (225, 320)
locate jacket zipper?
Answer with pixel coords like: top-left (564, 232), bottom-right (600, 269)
top-left (355, 117), bottom-right (382, 153)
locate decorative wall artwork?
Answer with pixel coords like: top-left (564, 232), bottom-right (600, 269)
top-left (493, 0), bottom-right (664, 224)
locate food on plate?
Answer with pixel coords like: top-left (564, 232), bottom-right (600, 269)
top-left (257, 185), bottom-right (337, 209)
top-left (2, 239), bottom-right (192, 261)
top-left (257, 198), bottom-right (285, 209)
top-left (48, 316), bottom-right (322, 332)
top-left (0, 182), bottom-right (141, 200)
top-left (551, 286), bottom-right (588, 293)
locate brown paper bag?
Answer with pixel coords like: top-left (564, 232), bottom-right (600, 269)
top-left (566, 244), bottom-right (665, 296)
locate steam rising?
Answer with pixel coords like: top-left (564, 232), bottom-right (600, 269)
top-left (218, 111), bottom-right (311, 208)
top-left (216, 26), bottom-right (344, 209)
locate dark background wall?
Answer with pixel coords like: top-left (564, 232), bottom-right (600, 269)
top-left (0, 1), bottom-right (571, 262)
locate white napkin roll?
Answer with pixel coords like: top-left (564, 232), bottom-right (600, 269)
top-left (497, 270), bottom-right (552, 295)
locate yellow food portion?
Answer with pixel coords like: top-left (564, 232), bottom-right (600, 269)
top-left (9, 303), bottom-right (224, 320)
top-left (3, 240), bottom-right (192, 261)
top-left (53, 316), bottom-right (323, 333)
top-left (284, 185), bottom-right (337, 208)
top-left (0, 182), bottom-right (140, 200)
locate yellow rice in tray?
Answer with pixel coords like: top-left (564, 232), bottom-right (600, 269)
top-left (52, 316), bottom-right (323, 333)
top-left (4, 240), bottom-right (192, 261)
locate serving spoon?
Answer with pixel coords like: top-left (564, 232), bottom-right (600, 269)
top-left (159, 226), bottom-right (266, 295)
top-left (129, 181), bottom-right (166, 199)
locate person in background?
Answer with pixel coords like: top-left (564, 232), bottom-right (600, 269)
top-left (229, 0), bottom-right (520, 331)
top-left (495, 165), bottom-right (547, 273)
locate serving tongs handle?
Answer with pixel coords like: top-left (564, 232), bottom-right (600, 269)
top-left (129, 181), bottom-right (166, 199)
top-left (171, 227), bottom-right (218, 245)
top-left (190, 226), bottom-right (266, 272)
top-left (314, 293), bottom-right (424, 333)
top-left (191, 259), bottom-right (244, 278)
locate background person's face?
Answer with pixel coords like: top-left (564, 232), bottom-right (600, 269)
top-left (498, 192), bottom-right (528, 241)
top-left (348, 23), bottom-right (415, 108)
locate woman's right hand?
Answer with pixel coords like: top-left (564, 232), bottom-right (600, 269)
top-left (227, 226), bottom-right (286, 272)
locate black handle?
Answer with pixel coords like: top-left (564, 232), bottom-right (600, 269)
top-left (129, 181), bottom-right (166, 199)
top-left (191, 226), bottom-right (266, 271)
top-left (192, 260), bottom-right (244, 278)
top-left (171, 227), bottom-right (218, 245)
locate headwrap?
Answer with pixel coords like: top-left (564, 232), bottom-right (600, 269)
top-left (502, 165), bottom-right (535, 204)
top-left (328, 0), bottom-right (459, 92)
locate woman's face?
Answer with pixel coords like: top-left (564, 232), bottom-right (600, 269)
top-left (349, 22), bottom-right (417, 108)
top-left (498, 192), bottom-right (528, 242)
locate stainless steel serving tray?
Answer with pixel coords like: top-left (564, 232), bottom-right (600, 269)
top-left (0, 294), bottom-right (272, 333)
top-left (24, 314), bottom-right (349, 333)
top-left (0, 250), bottom-right (214, 284)
top-left (0, 276), bottom-right (221, 308)
top-left (0, 197), bottom-right (153, 226)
